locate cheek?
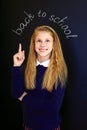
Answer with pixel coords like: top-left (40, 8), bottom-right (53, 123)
top-left (35, 44), bottom-right (38, 52)
top-left (49, 43), bottom-right (54, 50)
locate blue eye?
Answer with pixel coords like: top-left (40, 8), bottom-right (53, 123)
top-left (46, 39), bottom-right (50, 42)
top-left (37, 39), bottom-right (42, 42)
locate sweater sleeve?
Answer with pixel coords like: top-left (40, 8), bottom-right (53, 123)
top-left (11, 66), bottom-right (26, 99)
top-left (51, 84), bottom-right (66, 112)
top-left (44, 84), bottom-right (66, 114)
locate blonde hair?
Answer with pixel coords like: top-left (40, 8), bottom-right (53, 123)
top-left (25, 25), bottom-right (68, 92)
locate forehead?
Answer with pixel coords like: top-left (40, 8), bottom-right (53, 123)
top-left (35, 31), bottom-right (53, 38)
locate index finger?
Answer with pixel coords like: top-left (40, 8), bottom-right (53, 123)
top-left (18, 43), bottom-right (22, 52)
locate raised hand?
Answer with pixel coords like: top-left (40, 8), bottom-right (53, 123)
top-left (13, 43), bottom-right (25, 66)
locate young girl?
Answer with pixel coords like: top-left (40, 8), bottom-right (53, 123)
top-left (11, 25), bottom-right (68, 130)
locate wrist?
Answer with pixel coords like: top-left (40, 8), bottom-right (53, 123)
top-left (13, 64), bottom-right (21, 67)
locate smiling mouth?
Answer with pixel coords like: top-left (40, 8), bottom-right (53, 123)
top-left (39, 48), bottom-right (48, 52)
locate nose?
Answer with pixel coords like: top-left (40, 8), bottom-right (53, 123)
top-left (40, 42), bottom-right (46, 46)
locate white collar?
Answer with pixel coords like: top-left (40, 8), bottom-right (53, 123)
top-left (36, 59), bottom-right (50, 67)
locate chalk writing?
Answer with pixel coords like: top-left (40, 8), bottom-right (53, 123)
top-left (38, 10), bottom-right (47, 17)
top-left (49, 15), bottom-right (78, 38)
top-left (11, 11), bottom-right (34, 35)
top-left (11, 10), bottom-right (78, 38)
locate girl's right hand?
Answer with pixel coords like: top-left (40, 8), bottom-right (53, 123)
top-left (13, 43), bottom-right (25, 66)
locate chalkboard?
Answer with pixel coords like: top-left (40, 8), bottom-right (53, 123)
top-left (1, 0), bottom-right (87, 130)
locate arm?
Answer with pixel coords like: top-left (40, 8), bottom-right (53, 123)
top-left (11, 43), bottom-right (27, 100)
top-left (52, 84), bottom-right (66, 111)
top-left (44, 84), bottom-right (66, 113)
top-left (11, 66), bottom-right (27, 99)
top-left (42, 83), bottom-right (66, 112)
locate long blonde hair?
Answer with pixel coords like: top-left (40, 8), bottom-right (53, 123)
top-left (25, 25), bottom-right (68, 92)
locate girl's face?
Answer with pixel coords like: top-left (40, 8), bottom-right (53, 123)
top-left (35, 31), bottom-right (54, 62)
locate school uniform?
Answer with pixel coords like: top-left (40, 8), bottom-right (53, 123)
top-left (11, 60), bottom-right (65, 130)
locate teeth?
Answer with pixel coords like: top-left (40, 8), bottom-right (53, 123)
top-left (39, 49), bottom-right (46, 51)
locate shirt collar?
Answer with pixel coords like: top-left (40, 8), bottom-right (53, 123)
top-left (36, 59), bottom-right (50, 67)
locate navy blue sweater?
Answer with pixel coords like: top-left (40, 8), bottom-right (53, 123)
top-left (11, 65), bottom-right (66, 130)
